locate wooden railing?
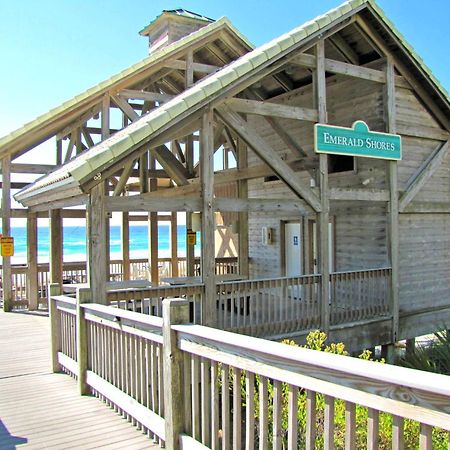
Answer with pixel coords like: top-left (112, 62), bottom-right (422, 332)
top-left (216, 274), bottom-right (321, 337)
top-left (2, 256), bottom-right (237, 308)
top-left (330, 267), bottom-right (391, 325)
top-left (49, 294), bottom-right (450, 449)
top-left (106, 284), bottom-right (204, 324)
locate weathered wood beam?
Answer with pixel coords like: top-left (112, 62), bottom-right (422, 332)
top-left (63, 132), bottom-right (76, 163)
top-left (88, 183), bottom-right (107, 304)
top-left (113, 159), bottom-right (137, 196)
top-left (292, 52), bottom-right (409, 88)
top-left (151, 145), bottom-right (190, 186)
top-left (118, 89), bottom-right (174, 103)
top-left (101, 95), bottom-right (110, 140)
top-left (27, 211), bottom-right (38, 310)
top-left (386, 57), bottom-right (399, 342)
top-left (9, 163), bottom-right (58, 175)
top-left (29, 194), bottom-right (88, 212)
top-left (1, 156), bottom-right (12, 311)
top-left (172, 140), bottom-right (186, 164)
top-left (328, 34), bottom-right (359, 65)
top-left (3, 208), bottom-right (86, 219)
top-left (0, 181), bottom-right (31, 190)
top-left (106, 195), bottom-right (202, 212)
top-left (216, 106), bottom-right (321, 211)
top-left (81, 126), bottom-right (95, 148)
top-left (396, 123), bottom-right (449, 142)
top-left (399, 140), bottom-right (450, 212)
top-left (214, 198), bottom-right (312, 214)
top-left (329, 188), bottom-right (389, 202)
top-left (111, 94), bottom-right (140, 122)
top-left (201, 109), bottom-right (216, 326)
top-left (49, 209), bottom-right (63, 286)
top-left (225, 98), bottom-right (318, 122)
top-left (164, 59), bottom-right (220, 74)
top-left (237, 137), bottom-right (249, 277)
top-left (316, 40), bottom-right (330, 333)
top-left (185, 51), bottom-right (194, 88)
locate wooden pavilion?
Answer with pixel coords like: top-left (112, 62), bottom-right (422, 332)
top-left (2, 0), bottom-right (450, 351)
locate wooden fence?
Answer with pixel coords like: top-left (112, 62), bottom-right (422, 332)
top-left (49, 289), bottom-right (450, 449)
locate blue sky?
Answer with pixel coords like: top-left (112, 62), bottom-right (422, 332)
top-left (0, 0), bottom-right (448, 138)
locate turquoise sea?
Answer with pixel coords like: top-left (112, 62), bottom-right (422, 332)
top-left (9, 225), bottom-right (196, 263)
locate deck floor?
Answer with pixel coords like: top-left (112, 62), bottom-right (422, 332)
top-left (0, 310), bottom-right (159, 449)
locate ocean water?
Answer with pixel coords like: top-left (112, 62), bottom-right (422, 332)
top-left (9, 224), bottom-right (198, 264)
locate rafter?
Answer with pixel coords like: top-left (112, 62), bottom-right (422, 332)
top-left (111, 94), bottom-right (140, 122)
top-left (216, 106), bottom-right (321, 211)
top-left (118, 89), bottom-right (174, 104)
top-left (151, 145), bottom-right (190, 186)
top-left (225, 98), bottom-right (318, 122)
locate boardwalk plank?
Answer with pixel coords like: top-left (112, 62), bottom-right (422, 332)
top-left (0, 310), bottom-right (159, 449)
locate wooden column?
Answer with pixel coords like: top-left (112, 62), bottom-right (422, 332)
top-left (121, 212), bottom-right (130, 280)
top-left (171, 212), bottom-right (179, 277)
top-left (386, 57), bottom-right (400, 342)
top-left (56, 138), bottom-right (63, 166)
top-left (49, 209), bottom-right (63, 286)
top-left (237, 138), bottom-right (249, 277)
top-left (1, 156), bottom-right (12, 311)
top-left (185, 55), bottom-right (195, 277)
top-left (200, 109), bottom-right (216, 326)
top-left (27, 210), bottom-right (39, 310)
top-left (76, 287), bottom-right (91, 395)
top-left (87, 183), bottom-right (107, 304)
top-left (315, 40), bottom-right (330, 333)
top-left (162, 298), bottom-right (190, 450)
top-left (185, 134), bottom-right (195, 277)
top-left (149, 156), bottom-right (159, 283)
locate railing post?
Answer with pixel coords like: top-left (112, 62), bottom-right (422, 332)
top-left (162, 298), bottom-right (190, 450)
top-left (76, 287), bottom-right (91, 395)
top-left (49, 283), bottom-right (62, 372)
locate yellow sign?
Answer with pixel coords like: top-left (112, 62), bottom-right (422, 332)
top-left (1, 236), bottom-right (14, 257)
top-left (187, 230), bottom-right (196, 246)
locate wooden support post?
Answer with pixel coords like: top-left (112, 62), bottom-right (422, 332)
top-left (380, 343), bottom-right (396, 364)
top-left (149, 156), bottom-right (159, 284)
top-left (49, 209), bottom-right (63, 286)
top-left (200, 109), bottom-right (216, 326)
top-left (185, 135), bottom-right (195, 277)
top-left (386, 58), bottom-right (400, 342)
top-left (171, 212), bottom-right (179, 277)
top-left (162, 298), bottom-right (189, 450)
top-left (1, 156), bottom-right (12, 312)
top-left (56, 138), bottom-right (63, 166)
top-left (237, 137), bottom-right (249, 277)
top-left (76, 287), bottom-right (91, 395)
top-left (121, 212), bottom-right (130, 280)
top-left (27, 211), bottom-right (39, 310)
top-left (49, 283), bottom-right (62, 372)
top-left (315, 40), bottom-right (330, 333)
top-left (105, 195), bottom-right (111, 282)
top-left (87, 183), bottom-right (107, 304)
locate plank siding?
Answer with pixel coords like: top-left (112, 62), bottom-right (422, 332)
top-left (399, 214), bottom-right (450, 314)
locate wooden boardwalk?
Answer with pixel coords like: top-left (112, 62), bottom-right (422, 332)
top-left (0, 310), bottom-right (159, 449)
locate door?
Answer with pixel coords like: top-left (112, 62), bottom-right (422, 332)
top-left (285, 222), bottom-right (302, 277)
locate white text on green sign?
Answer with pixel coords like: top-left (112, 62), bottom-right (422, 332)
top-left (314, 121), bottom-right (401, 160)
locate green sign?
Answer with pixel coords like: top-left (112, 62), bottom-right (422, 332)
top-left (314, 121), bottom-right (401, 160)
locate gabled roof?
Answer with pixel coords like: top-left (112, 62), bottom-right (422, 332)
top-left (0, 17), bottom-right (252, 160)
top-left (15, 0), bottom-right (450, 207)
